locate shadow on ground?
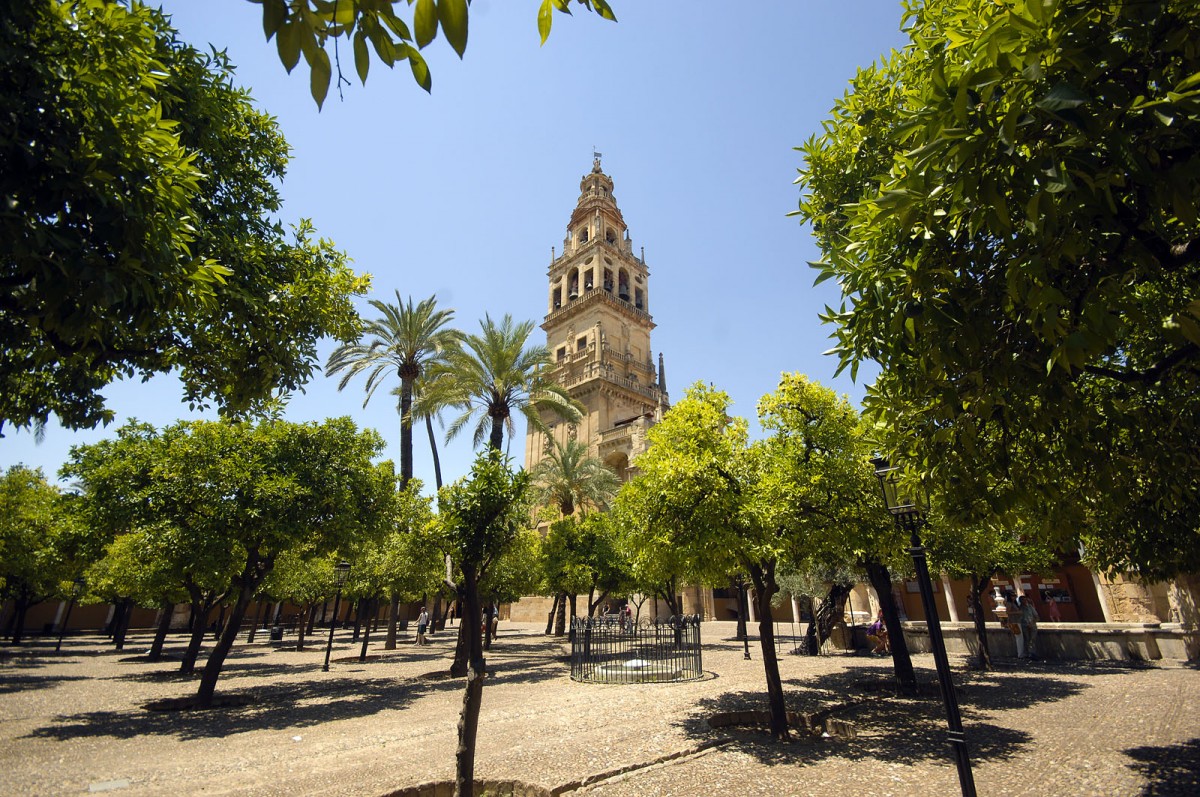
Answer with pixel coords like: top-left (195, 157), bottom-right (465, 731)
top-left (672, 660), bottom-right (1115, 768)
top-left (25, 676), bottom-right (434, 742)
top-left (1125, 737), bottom-right (1200, 796)
top-left (0, 674), bottom-right (90, 694)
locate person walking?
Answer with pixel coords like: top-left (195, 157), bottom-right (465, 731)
top-left (417, 606), bottom-right (430, 646)
top-left (1018, 593), bottom-right (1040, 660)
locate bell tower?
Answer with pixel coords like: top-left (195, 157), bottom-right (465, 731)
top-left (524, 157), bottom-right (669, 480)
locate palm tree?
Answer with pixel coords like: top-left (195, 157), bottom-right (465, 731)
top-left (326, 293), bottom-right (459, 487)
top-left (531, 438), bottom-right (621, 517)
top-left (423, 314), bottom-right (583, 452)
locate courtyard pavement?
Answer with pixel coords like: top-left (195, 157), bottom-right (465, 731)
top-left (1, 621), bottom-right (1197, 796)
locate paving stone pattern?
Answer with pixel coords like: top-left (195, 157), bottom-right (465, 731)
top-left (1, 622), bottom-right (1196, 796)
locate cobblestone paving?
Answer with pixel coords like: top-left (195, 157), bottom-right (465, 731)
top-left (1, 622), bottom-right (1196, 796)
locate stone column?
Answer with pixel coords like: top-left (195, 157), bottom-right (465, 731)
top-left (941, 574), bottom-right (960, 622)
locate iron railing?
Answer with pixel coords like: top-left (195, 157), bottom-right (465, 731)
top-left (569, 615), bottom-right (703, 684)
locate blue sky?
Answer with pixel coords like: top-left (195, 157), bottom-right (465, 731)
top-left (5, 1), bottom-right (909, 492)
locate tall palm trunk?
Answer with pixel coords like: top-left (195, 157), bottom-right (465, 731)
top-left (488, 412), bottom-right (505, 452)
top-left (426, 414), bottom-right (443, 490)
top-left (399, 375), bottom-right (415, 487)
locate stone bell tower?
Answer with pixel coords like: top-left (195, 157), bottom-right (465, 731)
top-left (524, 156), bottom-right (669, 480)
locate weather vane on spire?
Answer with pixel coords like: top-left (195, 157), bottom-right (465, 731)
top-left (592, 148), bottom-right (603, 171)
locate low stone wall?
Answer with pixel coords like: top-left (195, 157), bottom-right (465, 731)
top-left (900, 621), bottom-right (1200, 663)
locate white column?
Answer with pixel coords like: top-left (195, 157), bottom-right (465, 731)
top-left (52, 600), bottom-right (68, 631)
top-left (941, 574), bottom-right (960, 622)
top-left (1080, 544), bottom-right (1115, 622)
top-left (746, 590), bottom-right (758, 623)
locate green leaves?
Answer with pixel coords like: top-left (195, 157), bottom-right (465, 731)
top-left (538, 0), bottom-right (555, 44)
top-left (414, 0), bottom-right (437, 48)
top-left (250, 0), bottom-right (614, 102)
top-left (795, 0), bottom-right (1200, 578)
top-left (1, 2), bottom-right (368, 431)
top-left (438, 0), bottom-right (469, 57)
top-left (1034, 82), bottom-right (1089, 112)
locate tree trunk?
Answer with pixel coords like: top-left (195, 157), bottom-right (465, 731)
top-left (180, 599), bottom-right (208, 674)
top-left (749, 561), bottom-right (789, 741)
top-left (196, 572), bottom-right (259, 708)
top-left (588, 589), bottom-right (610, 618)
top-left (351, 599), bottom-right (363, 642)
top-left (659, 585), bottom-right (682, 619)
top-left (735, 579), bottom-right (749, 640)
top-left (554, 592), bottom-right (567, 636)
top-left (544, 594), bottom-right (560, 635)
top-left (147, 601), bottom-right (173, 661)
top-left (385, 591), bottom-right (400, 650)
top-left (430, 593), bottom-right (443, 636)
top-left (864, 560), bottom-right (916, 690)
top-left (113, 598), bottom-right (133, 651)
top-left (359, 597), bottom-right (375, 662)
top-left (212, 604), bottom-right (226, 641)
top-left (400, 376), bottom-right (415, 487)
top-left (296, 603), bottom-right (310, 651)
top-left (450, 618), bottom-right (469, 677)
top-left (969, 574), bottom-right (993, 670)
top-left (488, 414), bottom-right (504, 452)
top-left (247, 599), bottom-right (267, 643)
top-left (454, 563), bottom-right (486, 797)
top-left (10, 598), bottom-right (30, 645)
top-left (567, 594), bottom-right (578, 641)
top-left (803, 583), bottom-right (851, 655)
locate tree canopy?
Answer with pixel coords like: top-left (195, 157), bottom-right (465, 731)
top-left (0, 0), bottom-right (368, 434)
top-left (796, 0), bottom-right (1200, 578)
top-left (0, 466), bottom-right (82, 641)
top-left (64, 416), bottom-right (395, 704)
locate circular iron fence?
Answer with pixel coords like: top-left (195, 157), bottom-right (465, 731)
top-left (569, 614), bottom-right (703, 683)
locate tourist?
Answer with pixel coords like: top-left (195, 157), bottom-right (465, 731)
top-left (867, 609), bottom-right (889, 654)
top-left (1004, 591), bottom-right (1025, 658)
top-left (417, 606), bottom-right (429, 646)
top-left (1046, 594), bottom-right (1062, 622)
top-left (1018, 594), bottom-right (1040, 659)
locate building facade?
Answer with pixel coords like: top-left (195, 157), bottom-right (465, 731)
top-left (522, 156), bottom-right (669, 481)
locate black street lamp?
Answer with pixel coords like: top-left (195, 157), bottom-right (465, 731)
top-left (322, 561), bottom-right (353, 672)
top-left (871, 457), bottom-right (977, 797)
top-left (55, 577), bottom-right (86, 653)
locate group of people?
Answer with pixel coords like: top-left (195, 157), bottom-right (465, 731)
top-left (599, 603), bottom-right (635, 631)
top-left (866, 589), bottom-right (1045, 660)
top-left (1003, 591), bottom-right (1041, 660)
top-left (415, 603), bottom-right (500, 646)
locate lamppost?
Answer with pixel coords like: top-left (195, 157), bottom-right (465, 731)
top-left (55, 577), bottom-right (85, 653)
top-left (322, 561), bottom-right (352, 672)
top-left (871, 457), bottom-right (976, 797)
